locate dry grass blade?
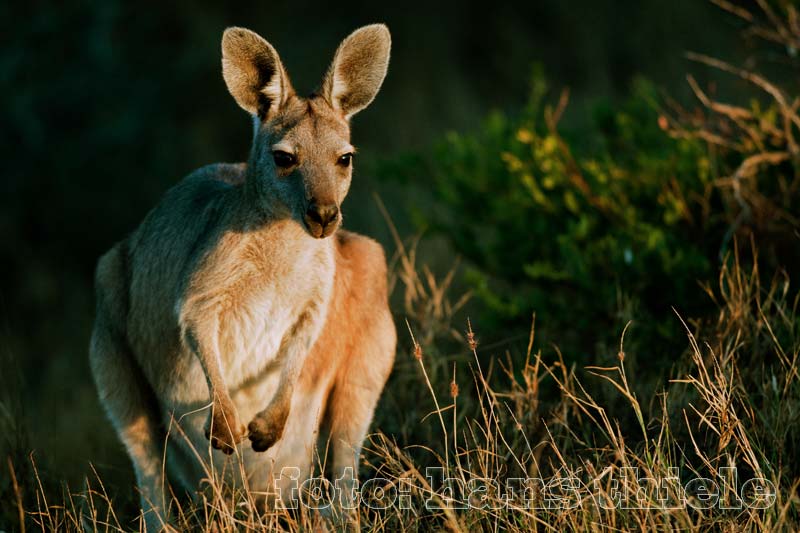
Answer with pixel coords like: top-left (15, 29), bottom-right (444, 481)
top-left (7, 455), bottom-right (26, 533)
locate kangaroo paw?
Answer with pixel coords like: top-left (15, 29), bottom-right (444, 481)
top-left (247, 405), bottom-right (289, 452)
top-left (204, 401), bottom-right (246, 455)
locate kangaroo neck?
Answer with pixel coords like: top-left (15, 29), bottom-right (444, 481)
top-left (227, 186), bottom-right (334, 259)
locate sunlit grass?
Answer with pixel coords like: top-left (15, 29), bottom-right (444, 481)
top-left (5, 236), bottom-right (799, 532)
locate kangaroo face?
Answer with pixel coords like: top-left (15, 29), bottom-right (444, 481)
top-left (251, 97), bottom-right (353, 238)
top-left (221, 25), bottom-right (391, 238)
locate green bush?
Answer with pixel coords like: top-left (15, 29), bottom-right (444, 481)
top-left (389, 59), bottom-right (798, 364)
top-left (391, 75), bottom-right (730, 359)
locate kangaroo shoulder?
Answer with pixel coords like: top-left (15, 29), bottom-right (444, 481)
top-left (189, 162), bottom-right (247, 186)
top-left (335, 230), bottom-right (389, 291)
top-left (149, 162), bottom-right (245, 215)
top-left (168, 162), bottom-right (245, 207)
top-left (130, 163), bottom-right (243, 258)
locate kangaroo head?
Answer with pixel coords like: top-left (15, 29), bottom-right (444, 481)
top-left (221, 25), bottom-right (391, 238)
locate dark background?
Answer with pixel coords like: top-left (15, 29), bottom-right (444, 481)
top-left (1, 0), bottom-right (743, 493)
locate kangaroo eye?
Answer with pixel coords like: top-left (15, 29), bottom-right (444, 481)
top-left (272, 151), bottom-right (297, 169)
top-left (337, 153), bottom-right (353, 167)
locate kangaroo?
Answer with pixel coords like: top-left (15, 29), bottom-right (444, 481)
top-left (89, 25), bottom-right (396, 530)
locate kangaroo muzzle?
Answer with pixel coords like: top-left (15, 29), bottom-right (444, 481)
top-left (303, 201), bottom-right (340, 238)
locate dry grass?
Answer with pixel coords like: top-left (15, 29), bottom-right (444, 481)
top-left (663, 0), bottom-right (800, 256)
top-left (4, 235), bottom-right (798, 532)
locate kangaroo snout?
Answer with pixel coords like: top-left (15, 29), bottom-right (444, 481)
top-left (304, 201), bottom-right (340, 238)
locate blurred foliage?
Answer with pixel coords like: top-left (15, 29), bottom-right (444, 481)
top-left (390, 76), bottom-right (715, 359)
top-left (389, 36), bottom-right (800, 360)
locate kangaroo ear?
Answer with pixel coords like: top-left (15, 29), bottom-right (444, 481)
top-left (222, 27), bottom-right (293, 119)
top-left (322, 24), bottom-right (391, 119)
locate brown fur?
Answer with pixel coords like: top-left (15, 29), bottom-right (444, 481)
top-left (89, 25), bottom-right (394, 531)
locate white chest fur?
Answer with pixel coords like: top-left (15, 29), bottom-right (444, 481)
top-left (170, 227), bottom-right (334, 409)
top-left (219, 278), bottom-right (312, 388)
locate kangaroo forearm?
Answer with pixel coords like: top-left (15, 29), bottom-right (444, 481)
top-left (246, 321), bottom-right (320, 452)
top-left (182, 325), bottom-right (228, 399)
top-left (181, 321), bottom-right (245, 453)
top-left (269, 335), bottom-right (314, 416)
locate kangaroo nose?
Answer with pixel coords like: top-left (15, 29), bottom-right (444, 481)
top-left (306, 202), bottom-right (339, 227)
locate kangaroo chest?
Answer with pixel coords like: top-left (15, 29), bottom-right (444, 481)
top-left (219, 275), bottom-right (320, 385)
top-left (179, 231), bottom-right (335, 396)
